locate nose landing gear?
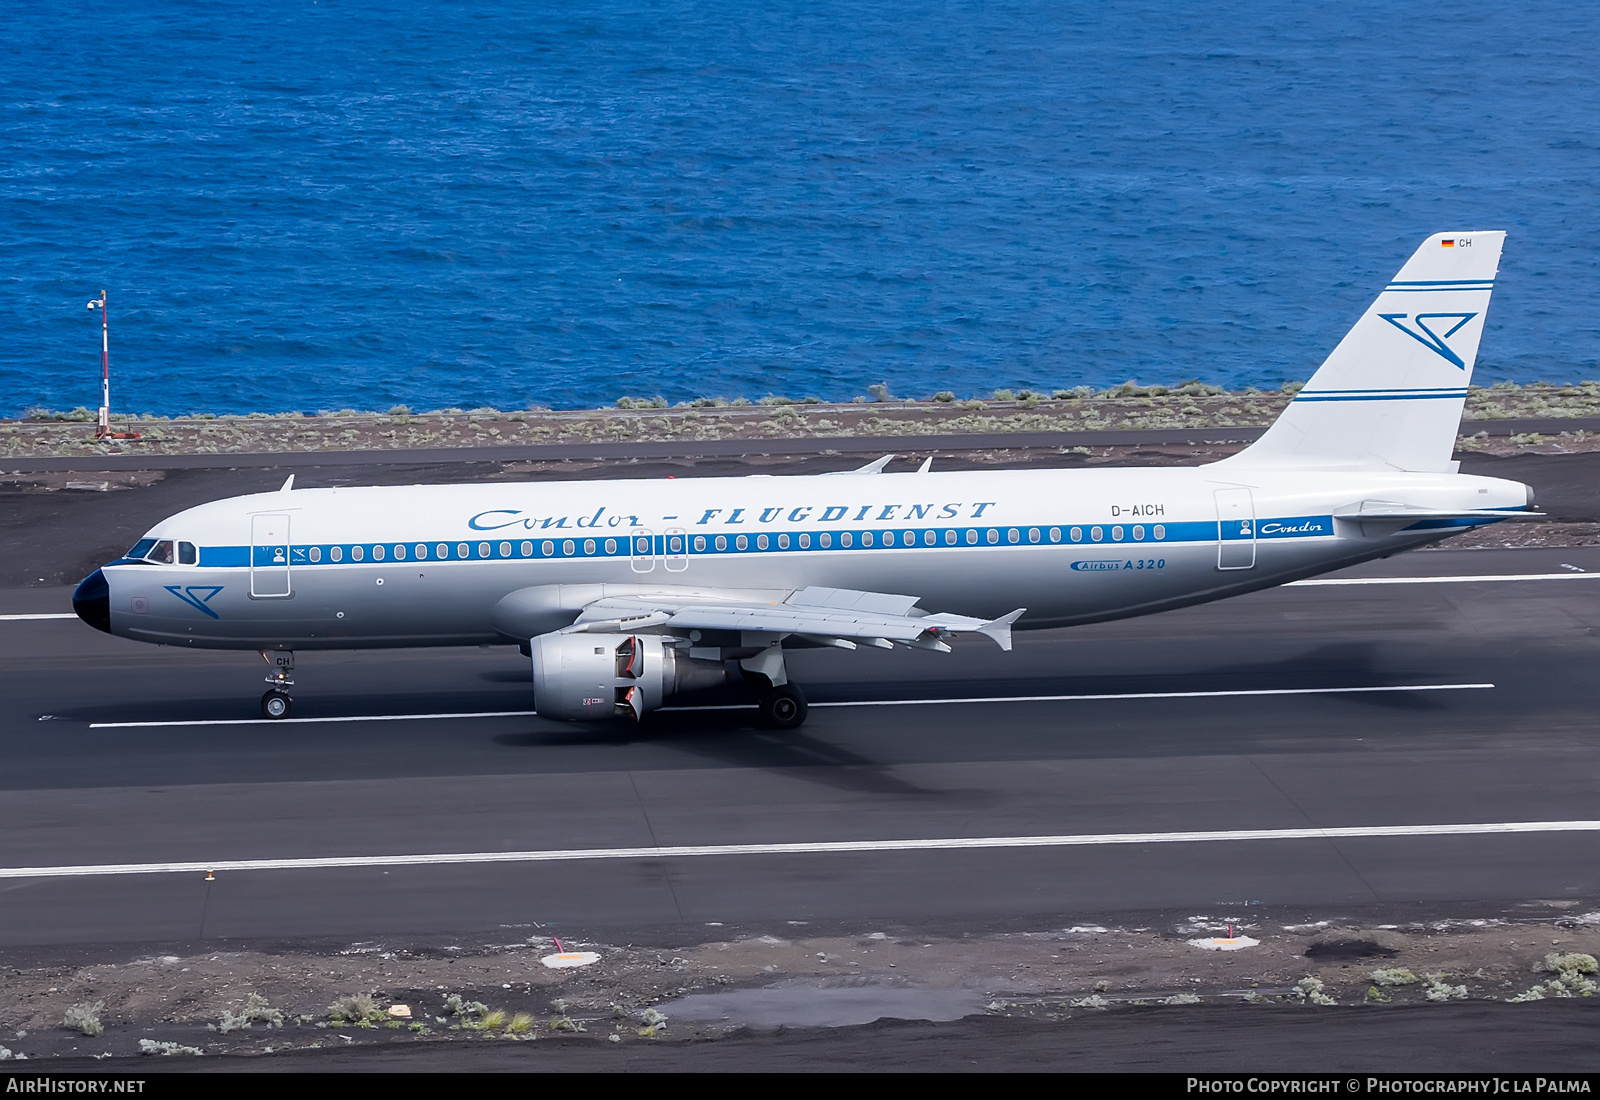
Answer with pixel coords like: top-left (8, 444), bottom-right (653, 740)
top-left (260, 649), bottom-right (294, 719)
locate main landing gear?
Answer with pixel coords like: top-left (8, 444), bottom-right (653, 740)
top-left (260, 649), bottom-right (294, 719)
top-left (757, 683), bottom-right (808, 730)
top-left (739, 643), bottom-right (808, 730)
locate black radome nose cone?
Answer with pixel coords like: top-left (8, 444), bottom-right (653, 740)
top-left (73, 569), bottom-right (111, 633)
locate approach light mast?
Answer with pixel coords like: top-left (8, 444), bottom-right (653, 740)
top-left (86, 291), bottom-right (138, 441)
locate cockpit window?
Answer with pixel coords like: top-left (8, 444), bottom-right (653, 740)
top-left (127, 538), bottom-right (157, 560)
top-left (178, 541), bottom-right (198, 565)
top-left (147, 540), bottom-right (176, 564)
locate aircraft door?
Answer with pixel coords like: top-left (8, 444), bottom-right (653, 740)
top-left (1214, 488), bottom-right (1256, 569)
top-left (664, 527), bottom-right (688, 572)
top-left (251, 514), bottom-right (293, 597)
top-left (630, 527), bottom-right (656, 573)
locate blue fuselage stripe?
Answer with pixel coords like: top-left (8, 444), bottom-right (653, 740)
top-left (174, 512), bottom-right (1524, 570)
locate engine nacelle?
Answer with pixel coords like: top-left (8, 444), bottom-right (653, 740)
top-left (529, 633), bottom-right (728, 721)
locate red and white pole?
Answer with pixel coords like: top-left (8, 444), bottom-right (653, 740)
top-left (88, 290), bottom-right (109, 438)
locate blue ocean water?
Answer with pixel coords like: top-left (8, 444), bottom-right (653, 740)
top-left (2, 1), bottom-right (1598, 417)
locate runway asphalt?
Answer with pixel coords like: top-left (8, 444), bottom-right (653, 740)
top-left (4, 440), bottom-right (1599, 1070)
top-left (2, 543), bottom-right (1598, 949)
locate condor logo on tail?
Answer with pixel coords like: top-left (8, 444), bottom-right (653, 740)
top-left (1378, 312), bottom-right (1478, 368)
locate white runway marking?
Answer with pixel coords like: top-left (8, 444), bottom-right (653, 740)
top-left (667, 682), bottom-right (1493, 712)
top-left (89, 682), bottom-right (1492, 728)
top-left (89, 710), bottom-right (539, 729)
top-left (3, 819), bottom-right (1595, 881)
top-left (0, 613), bottom-right (77, 621)
top-left (1290, 572), bottom-right (1600, 587)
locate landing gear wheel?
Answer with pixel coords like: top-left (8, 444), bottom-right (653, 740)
top-left (758, 683), bottom-right (808, 729)
top-left (261, 689), bottom-right (292, 720)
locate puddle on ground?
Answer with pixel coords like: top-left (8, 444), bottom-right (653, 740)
top-left (661, 978), bottom-right (985, 1028)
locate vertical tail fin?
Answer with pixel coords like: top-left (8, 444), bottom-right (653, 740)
top-left (1222, 231), bottom-right (1505, 472)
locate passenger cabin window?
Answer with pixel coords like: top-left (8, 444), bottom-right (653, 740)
top-left (178, 541), bottom-right (198, 565)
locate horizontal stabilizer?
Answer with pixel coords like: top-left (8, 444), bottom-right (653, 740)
top-left (1336, 507), bottom-right (1540, 521)
top-left (1332, 503), bottom-right (1539, 537)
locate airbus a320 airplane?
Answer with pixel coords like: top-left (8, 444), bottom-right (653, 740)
top-left (73, 232), bottom-right (1532, 728)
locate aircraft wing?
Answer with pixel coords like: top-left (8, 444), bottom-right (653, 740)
top-left (562, 585), bottom-right (1024, 652)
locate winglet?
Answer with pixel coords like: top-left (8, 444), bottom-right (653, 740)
top-left (976, 608), bottom-right (1025, 651)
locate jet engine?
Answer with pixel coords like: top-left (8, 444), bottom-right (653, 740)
top-left (529, 633), bottom-right (728, 721)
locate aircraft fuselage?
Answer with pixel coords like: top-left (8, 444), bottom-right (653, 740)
top-left (79, 464), bottom-right (1530, 651)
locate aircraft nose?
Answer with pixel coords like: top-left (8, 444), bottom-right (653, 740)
top-left (73, 569), bottom-right (111, 633)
